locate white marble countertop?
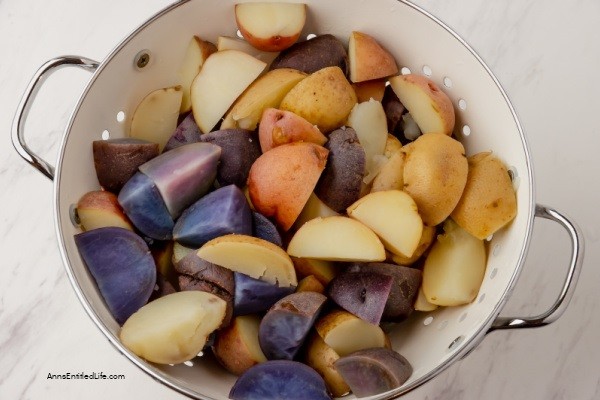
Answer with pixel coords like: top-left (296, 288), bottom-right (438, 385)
top-left (1, 0), bottom-right (598, 399)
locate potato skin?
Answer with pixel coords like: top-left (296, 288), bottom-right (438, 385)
top-left (403, 133), bottom-right (468, 226)
top-left (269, 34), bottom-right (349, 75)
top-left (451, 152), bottom-right (517, 239)
top-left (280, 66), bottom-right (357, 133)
top-left (212, 315), bottom-right (266, 375)
top-left (93, 138), bottom-right (159, 193)
top-left (248, 142), bottom-right (329, 231)
top-left (315, 127), bottom-right (366, 212)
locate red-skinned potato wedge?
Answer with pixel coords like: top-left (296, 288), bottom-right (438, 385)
top-left (258, 108), bottom-right (327, 153)
top-left (213, 315), bottom-right (267, 375)
top-left (77, 190), bottom-right (133, 231)
top-left (247, 142), bottom-right (329, 231)
top-left (235, 2), bottom-right (306, 52)
top-left (349, 31), bottom-right (399, 83)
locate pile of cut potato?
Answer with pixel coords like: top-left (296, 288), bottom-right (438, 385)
top-left (73, 2), bottom-right (517, 399)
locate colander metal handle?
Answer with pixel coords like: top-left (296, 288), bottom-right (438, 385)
top-left (12, 56), bottom-right (99, 181)
top-left (489, 204), bottom-right (584, 332)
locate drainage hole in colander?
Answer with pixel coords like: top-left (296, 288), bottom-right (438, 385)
top-left (423, 316), bottom-right (434, 326)
top-left (401, 66), bottom-right (411, 75)
top-left (116, 111), bottom-right (126, 123)
top-left (459, 313), bottom-right (468, 323)
top-left (306, 33), bottom-right (317, 40)
top-left (101, 130), bottom-right (110, 140)
top-left (422, 65), bottom-right (432, 76)
top-left (184, 360), bottom-right (194, 367)
top-left (492, 244), bottom-right (501, 257)
top-left (448, 335), bottom-right (464, 351)
top-left (462, 125), bottom-right (471, 137)
top-left (69, 204), bottom-right (81, 227)
top-left (478, 293), bottom-right (486, 303)
top-left (458, 98), bottom-right (467, 110)
top-left (490, 268), bottom-right (498, 280)
top-left (443, 76), bottom-right (453, 88)
top-left (438, 320), bottom-right (448, 331)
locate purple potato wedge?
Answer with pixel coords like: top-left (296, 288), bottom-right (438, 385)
top-left (230, 360), bottom-right (331, 400)
top-left (252, 212), bottom-right (283, 247)
top-left (173, 185), bottom-right (252, 248)
top-left (200, 128), bottom-right (261, 188)
top-left (348, 263), bottom-right (422, 322)
top-left (315, 127), bottom-right (366, 212)
top-left (138, 142), bottom-right (221, 218)
top-left (334, 348), bottom-right (412, 397)
top-left (328, 271), bottom-right (393, 325)
top-left (269, 34), bottom-right (348, 76)
top-left (234, 272), bottom-right (295, 316)
top-left (175, 252), bottom-right (234, 327)
top-left (118, 172), bottom-right (174, 240)
top-left (74, 227), bottom-right (156, 325)
top-left (93, 138), bottom-right (159, 193)
top-left (163, 112), bottom-right (202, 152)
top-left (259, 292), bottom-right (327, 360)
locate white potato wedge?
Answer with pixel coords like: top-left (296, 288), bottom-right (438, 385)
top-left (414, 286), bottom-right (438, 312)
top-left (130, 86), bottom-right (183, 151)
top-left (178, 36), bottom-right (217, 113)
top-left (191, 50), bottom-right (266, 133)
top-left (287, 216), bottom-right (386, 262)
top-left (315, 310), bottom-right (386, 357)
top-left (120, 291), bottom-right (226, 364)
top-left (197, 234), bottom-right (297, 286)
top-left (371, 149), bottom-right (406, 192)
top-left (346, 98), bottom-right (388, 183)
top-left (292, 192), bottom-right (339, 231)
top-left (347, 190), bottom-right (423, 258)
top-left (221, 68), bottom-right (306, 130)
top-left (235, 2), bottom-right (306, 52)
top-left (304, 332), bottom-right (351, 397)
top-left (389, 74), bottom-right (455, 136)
top-left (216, 36), bottom-right (280, 65)
top-left (390, 224), bottom-right (436, 266)
top-left (422, 220), bottom-right (486, 306)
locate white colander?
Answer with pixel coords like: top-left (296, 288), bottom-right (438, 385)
top-left (12, 0), bottom-right (584, 399)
